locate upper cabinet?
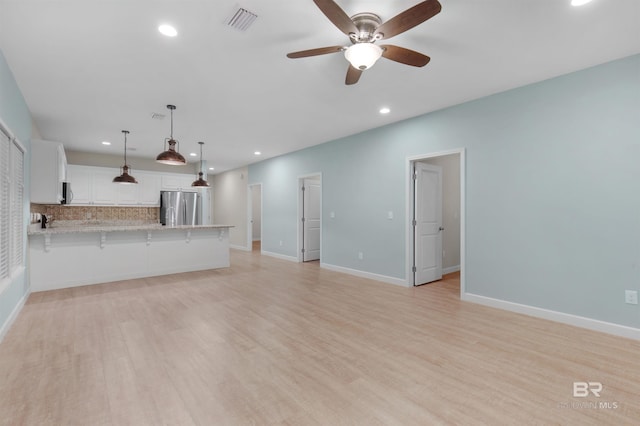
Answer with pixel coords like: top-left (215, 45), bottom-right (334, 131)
top-left (66, 165), bottom-right (199, 206)
top-left (136, 172), bottom-right (162, 205)
top-left (66, 165), bottom-right (92, 204)
top-left (67, 165), bottom-right (117, 205)
top-left (30, 139), bottom-right (67, 204)
top-left (161, 174), bottom-right (197, 191)
top-left (91, 168), bottom-right (118, 204)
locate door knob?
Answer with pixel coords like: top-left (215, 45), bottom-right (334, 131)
top-left (439, 227), bottom-right (444, 231)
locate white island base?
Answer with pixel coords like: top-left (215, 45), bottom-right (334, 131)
top-left (29, 226), bottom-right (231, 292)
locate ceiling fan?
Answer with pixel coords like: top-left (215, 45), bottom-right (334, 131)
top-left (287, 0), bottom-right (442, 85)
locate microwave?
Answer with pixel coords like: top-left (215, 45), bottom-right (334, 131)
top-left (61, 181), bottom-right (72, 204)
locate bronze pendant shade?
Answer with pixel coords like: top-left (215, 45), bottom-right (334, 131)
top-left (113, 130), bottom-right (138, 184)
top-left (192, 141), bottom-right (210, 187)
top-left (156, 104), bottom-right (186, 165)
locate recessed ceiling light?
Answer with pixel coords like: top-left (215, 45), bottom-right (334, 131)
top-left (102, 141), bottom-right (111, 145)
top-left (209, 167), bottom-right (215, 171)
top-left (379, 107), bottom-right (391, 114)
top-left (571, 0), bottom-right (592, 6)
top-left (254, 151), bottom-right (261, 156)
top-left (189, 152), bottom-right (197, 157)
top-left (158, 24), bottom-right (177, 37)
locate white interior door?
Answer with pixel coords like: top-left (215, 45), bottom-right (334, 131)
top-left (302, 178), bottom-right (321, 261)
top-left (414, 162), bottom-right (443, 285)
top-left (251, 185), bottom-right (261, 241)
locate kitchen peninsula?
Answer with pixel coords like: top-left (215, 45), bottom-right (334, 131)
top-left (28, 222), bottom-right (233, 292)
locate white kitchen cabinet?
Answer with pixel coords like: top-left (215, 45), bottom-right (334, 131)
top-left (66, 165), bottom-right (91, 204)
top-left (67, 165), bottom-right (194, 206)
top-left (91, 168), bottom-right (118, 204)
top-left (161, 173), bottom-right (197, 191)
top-left (30, 139), bottom-right (67, 204)
top-left (115, 179), bottom-right (139, 205)
top-left (67, 165), bottom-right (117, 205)
top-left (136, 172), bottom-right (161, 205)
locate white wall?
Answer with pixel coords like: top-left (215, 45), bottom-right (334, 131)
top-left (0, 49), bottom-right (32, 341)
top-left (249, 55), bottom-right (640, 330)
top-left (212, 166), bottom-right (248, 249)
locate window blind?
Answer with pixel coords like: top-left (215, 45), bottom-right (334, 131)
top-left (11, 141), bottom-right (24, 268)
top-left (0, 129), bottom-right (9, 280)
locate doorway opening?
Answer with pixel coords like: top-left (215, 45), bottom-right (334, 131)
top-left (248, 183), bottom-right (262, 252)
top-left (407, 150), bottom-right (465, 294)
top-left (298, 174), bottom-right (321, 262)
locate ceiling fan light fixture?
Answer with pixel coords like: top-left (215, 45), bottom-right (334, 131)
top-left (156, 104), bottom-right (187, 165)
top-left (113, 130), bottom-right (138, 184)
top-left (344, 43), bottom-right (383, 70)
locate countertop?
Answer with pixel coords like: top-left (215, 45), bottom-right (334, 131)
top-left (28, 220), bottom-right (233, 236)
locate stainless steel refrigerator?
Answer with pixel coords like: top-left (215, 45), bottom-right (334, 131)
top-left (160, 191), bottom-right (201, 226)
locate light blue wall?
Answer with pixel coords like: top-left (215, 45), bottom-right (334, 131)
top-left (249, 54), bottom-right (640, 328)
top-left (0, 49), bottom-right (32, 336)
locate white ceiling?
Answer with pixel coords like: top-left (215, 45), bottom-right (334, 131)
top-left (1, 0), bottom-right (638, 173)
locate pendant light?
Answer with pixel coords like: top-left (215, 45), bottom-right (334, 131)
top-left (191, 141), bottom-right (210, 187)
top-left (113, 130), bottom-right (138, 184)
top-left (156, 104), bottom-right (186, 165)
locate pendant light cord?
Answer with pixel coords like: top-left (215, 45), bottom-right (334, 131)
top-left (122, 130), bottom-right (129, 167)
top-left (199, 142), bottom-right (204, 174)
top-left (170, 107), bottom-right (174, 140)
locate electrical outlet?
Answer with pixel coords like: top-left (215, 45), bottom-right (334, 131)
top-left (279, 240), bottom-right (283, 247)
top-left (625, 290), bottom-right (638, 305)
top-left (358, 252), bottom-right (363, 260)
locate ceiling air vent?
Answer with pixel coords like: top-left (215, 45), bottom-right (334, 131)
top-left (226, 7), bottom-right (258, 31)
top-left (151, 113), bottom-right (165, 120)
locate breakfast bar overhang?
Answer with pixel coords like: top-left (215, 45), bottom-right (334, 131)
top-left (28, 224), bottom-right (233, 292)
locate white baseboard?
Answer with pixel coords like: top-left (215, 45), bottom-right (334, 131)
top-left (261, 250), bottom-right (299, 262)
top-left (230, 244), bottom-right (251, 252)
top-left (462, 292), bottom-right (640, 341)
top-left (443, 265), bottom-right (461, 275)
top-left (320, 263), bottom-right (408, 287)
top-left (0, 287), bottom-right (30, 343)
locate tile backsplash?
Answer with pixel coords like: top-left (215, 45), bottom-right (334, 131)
top-left (31, 204), bottom-right (159, 222)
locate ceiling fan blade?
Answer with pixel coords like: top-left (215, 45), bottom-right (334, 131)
top-left (345, 65), bottom-right (362, 85)
top-left (287, 46), bottom-right (344, 58)
top-left (375, 0), bottom-right (442, 40)
top-left (313, 0), bottom-right (358, 36)
top-left (381, 45), bottom-right (431, 67)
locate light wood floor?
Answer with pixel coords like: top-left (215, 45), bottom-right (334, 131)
top-left (1, 249), bottom-right (638, 425)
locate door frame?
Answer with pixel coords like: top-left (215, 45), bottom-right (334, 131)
top-left (405, 149), bottom-right (466, 295)
top-left (297, 173), bottom-right (322, 263)
top-left (247, 182), bottom-right (263, 252)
